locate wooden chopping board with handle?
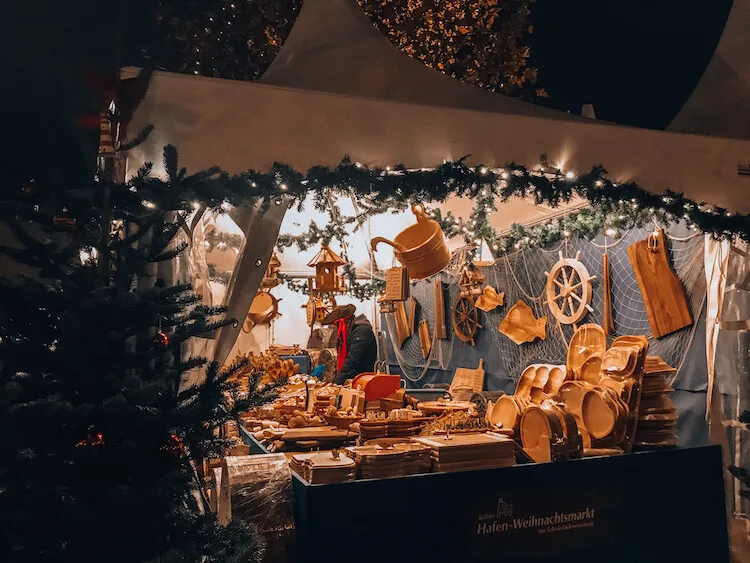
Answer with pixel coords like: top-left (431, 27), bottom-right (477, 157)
top-left (627, 229), bottom-right (692, 338)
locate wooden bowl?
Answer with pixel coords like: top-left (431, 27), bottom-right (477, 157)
top-left (324, 414), bottom-right (364, 430)
top-left (489, 395), bottom-right (522, 432)
top-left (581, 388), bottom-right (618, 440)
top-left (579, 355), bottom-right (603, 385)
top-left (567, 324), bottom-right (606, 378)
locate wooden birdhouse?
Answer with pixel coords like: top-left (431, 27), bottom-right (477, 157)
top-left (260, 251), bottom-right (282, 288)
top-left (307, 244), bottom-right (346, 293)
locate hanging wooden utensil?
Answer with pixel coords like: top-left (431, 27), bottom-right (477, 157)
top-left (627, 229), bottom-right (692, 338)
top-left (434, 279), bottom-right (447, 339)
top-left (418, 320), bottom-right (431, 359)
top-left (602, 246), bottom-right (614, 337)
top-left (408, 297), bottom-right (417, 335)
top-left (393, 301), bottom-right (410, 348)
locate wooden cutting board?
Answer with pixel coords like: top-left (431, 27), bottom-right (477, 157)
top-left (449, 358), bottom-right (485, 394)
top-left (627, 229), bottom-right (692, 338)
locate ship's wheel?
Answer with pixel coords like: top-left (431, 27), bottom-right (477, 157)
top-left (452, 295), bottom-right (482, 346)
top-left (545, 250), bottom-right (596, 325)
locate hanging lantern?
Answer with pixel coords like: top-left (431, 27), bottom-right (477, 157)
top-left (306, 244), bottom-right (346, 293)
top-left (98, 111), bottom-right (116, 158)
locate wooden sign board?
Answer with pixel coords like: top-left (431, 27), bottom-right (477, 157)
top-left (384, 267), bottom-right (409, 301)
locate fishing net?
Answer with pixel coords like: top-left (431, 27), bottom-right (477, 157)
top-left (385, 224), bottom-right (706, 384)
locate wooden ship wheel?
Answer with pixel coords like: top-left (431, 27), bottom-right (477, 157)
top-left (451, 264), bottom-right (485, 346)
top-left (242, 291), bottom-right (281, 333)
top-left (452, 295), bottom-right (482, 346)
top-left (544, 250), bottom-right (596, 325)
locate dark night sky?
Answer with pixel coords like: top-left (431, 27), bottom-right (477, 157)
top-left (530, 0), bottom-right (732, 129)
top-left (1, 1), bottom-right (733, 132)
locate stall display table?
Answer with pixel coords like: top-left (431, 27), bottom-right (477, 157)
top-left (292, 445), bottom-right (728, 563)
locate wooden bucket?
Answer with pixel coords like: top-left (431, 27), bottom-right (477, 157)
top-left (520, 402), bottom-right (582, 462)
top-left (371, 204), bottom-right (451, 280)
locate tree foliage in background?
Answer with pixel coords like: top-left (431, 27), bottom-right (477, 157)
top-left (357, 0), bottom-right (546, 98)
top-left (0, 105), bottom-right (269, 559)
top-left (151, 0), bottom-right (302, 80)
top-left (145, 0), bottom-right (544, 98)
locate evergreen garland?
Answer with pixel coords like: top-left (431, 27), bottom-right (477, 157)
top-left (244, 156), bottom-right (749, 245)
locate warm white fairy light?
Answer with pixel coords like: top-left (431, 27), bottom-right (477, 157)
top-left (142, 200), bottom-right (156, 209)
top-left (280, 183), bottom-right (288, 191)
top-left (192, 201), bottom-right (200, 211)
top-left (595, 180), bottom-right (604, 187)
top-left (566, 172), bottom-right (574, 179)
top-left (605, 227), bottom-right (617, 237)
top-left (251, 182), bottom-right (257, 188)
top-left (79, 247), bottom-right (98, 265)
top-left (480, 167), bottom-right (488, 174)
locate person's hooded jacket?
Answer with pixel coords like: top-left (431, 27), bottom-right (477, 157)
top-left (334, 315), bottom-right (377, 384)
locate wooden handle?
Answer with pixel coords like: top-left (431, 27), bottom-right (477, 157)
top-left (371, 236), bottom-right (406, 252)
top-left (412, 203), bottom-right (427, 222)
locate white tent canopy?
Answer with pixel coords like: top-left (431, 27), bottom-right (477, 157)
top-left (668, 0), bottom-right (750, 140)
top-left (129, 0), bottom-right (750, 217)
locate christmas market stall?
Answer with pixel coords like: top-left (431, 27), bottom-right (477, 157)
top-left (122, 1), bottom-right (750, 560)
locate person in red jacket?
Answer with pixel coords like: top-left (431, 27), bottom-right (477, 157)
top-left (322, 304), bottom-right (377, 385)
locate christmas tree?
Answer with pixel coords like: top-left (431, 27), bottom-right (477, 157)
top-left (0, 74), bottom-right (272, 561)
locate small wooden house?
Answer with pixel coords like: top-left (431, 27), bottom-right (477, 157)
top-left (307, 245), bottom-right (346, 293)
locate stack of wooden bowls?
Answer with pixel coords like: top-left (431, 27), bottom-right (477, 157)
top-left (486, 364), bottom-right (566, 438)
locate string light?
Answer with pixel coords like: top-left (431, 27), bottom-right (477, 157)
top-left (605, 228), bottom-right (617, 237)
top-left (142, 200), bottom-right (156, 209)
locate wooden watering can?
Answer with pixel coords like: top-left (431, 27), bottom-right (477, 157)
top-left (370, 204), bottom-right (451, 280)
